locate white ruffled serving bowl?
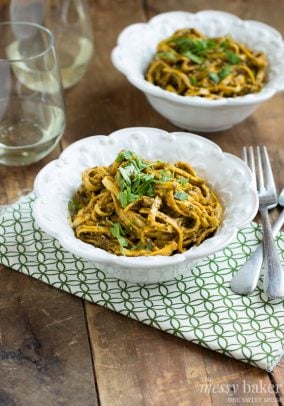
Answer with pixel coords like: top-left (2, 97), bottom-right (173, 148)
top-left (111, 10), bottom-right (284, 132)
top-left (33, 127), bottom-right (258, 283)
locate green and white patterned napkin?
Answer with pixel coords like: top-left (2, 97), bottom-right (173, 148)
top-left (1, 194), bottom-right (284, 370)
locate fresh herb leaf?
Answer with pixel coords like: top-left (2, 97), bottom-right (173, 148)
top-left (158, 170), bottom-right (173, 182)
top-left (173, 37), bottom-right (195, 53)
top-left (155, 51), bottom-right (176, 61)
top-left (226, 51), bottom-right (241, 64)
top-left (208, 72), bottom-right (220, 83)
top-left (110, 223), bottom-right (128, 247)
top-left (116, 151), bottom-right (156, 207)
top-left (182, 50), bottom-right (203, 64)
top-left (175, 191), bottom-right (189, 201)
top-left (115, 150), bottom-right (135, 163)
top-left (133, 173), bottom-right (155, 197)
top-left (177, 178), bottom-right (189, 186)
top-left (219, 66), bottom-right (231, 80)
top-left (119, 190), bottom-right (129, 208)
top-left (174, 37), bottom-right (216, 55)
top-left (219, 39), bottom-right (230, 50)
top-left (205, 39), bottom-right (217, 50)
top-left (68, 197), bottom-right (81, 216)
top-left (190, 77), bottom-right (197, 86)
top-left (131, 242), bottom-right (153, 251)
top-left (119, 165), bottom-right (134, 185)
top-left (119, 188), bottom-right (137, 208)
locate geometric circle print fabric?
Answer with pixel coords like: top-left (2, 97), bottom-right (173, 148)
top-left (1, 194), bottom-right (284, 370)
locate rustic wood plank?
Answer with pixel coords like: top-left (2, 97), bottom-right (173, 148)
top-left (0, 148), bottom-right (61, 205)
top-left (0, 265), bottom-right (98, 406)
top-left (87, 305), bottom-right (213, 406)
top-left (0, 144), bottom-right (98, 405)
top-left (201, 352), bottom-right (279, 405)
top-left (87, 305), bottom-right (280, 406)
top-left (272, 369), bottom-right (284, 405)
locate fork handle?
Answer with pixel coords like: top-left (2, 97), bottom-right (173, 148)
top-left (230, 209), bottom-right (284, 295)
top-left (230, 242), bottom-right (264, 295)
top-left (260, 207), bottom-right (284, 299)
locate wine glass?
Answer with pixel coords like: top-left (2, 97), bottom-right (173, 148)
top-left (9, 0), bottom-right (94, 89)
top-left (0, 21), bottom-right (66, 166)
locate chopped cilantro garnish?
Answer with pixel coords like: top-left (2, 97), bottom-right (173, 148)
top-left (158, 170), bottom-right (173, 182)
top-left (119, 189), bottom-right (137, 208)
top-left (116, 151), bottom-right (156, 208)
top-left (115, 150), bottom-right (135, 163)
top-left (219, 66), bottom-right (231, 80)
top-left (219, 39), bottom-right (230, 49)
top-left (177, 178), bottom-right (189, 186)
top-left (119, 165), bottom-right (134, 185)
top-left (190, 77), bottom-right (197, 86)
top-left (174, 37), bottom-right (217, 55)
top-left (175, 191), bottom-right (189, 201)
top-left (68, 197), bottom-right (82, 216)
top-left (110, 223), bottom-right (128, 248)
top-left (131, 242), bottom-right (153, 251)
top-left (208, 72), bottom-right (220, 83)
top-left (132, 172), bottom-right (155, 197)
top-left (226, 51), bottom-right (241, 64)
top-left (182, 50), bottom-right (203, 64)
top-left (171, 37), bottom-right (218, 65)
top-left (173, 37), bottom-right (195, 52)
top-left (155, 51), bottom-right (176, 61)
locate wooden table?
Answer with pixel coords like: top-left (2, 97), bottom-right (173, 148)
top-left (1, 1), bottom-right (284, 405)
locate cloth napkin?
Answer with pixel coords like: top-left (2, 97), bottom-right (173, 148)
top-left (1, 193), bottom-right (284, 371)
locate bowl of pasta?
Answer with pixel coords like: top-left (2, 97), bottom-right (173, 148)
top-left (33, 127), bottom-right (258, 283)
top-left (111, 10), bottom-right (284, 132)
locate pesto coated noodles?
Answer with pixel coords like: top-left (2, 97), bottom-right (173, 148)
top-left (69, 151), bottom-right (223, 256)
top-left (145, 28), bottom-right (267, 99)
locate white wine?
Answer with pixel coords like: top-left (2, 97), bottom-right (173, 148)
top-left (0, 98), bottom-right (65, 166)
top-left (6, 41), bottom-right (60, 94)
top-left (56, 36), bottom-right (93, 89)
top-left (7, 36), bottom-right (93, 90)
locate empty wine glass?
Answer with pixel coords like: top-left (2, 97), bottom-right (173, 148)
top-left (9, 0), bottom-right (94, 89)
top-left (0, 21), bottom-right (66, 166)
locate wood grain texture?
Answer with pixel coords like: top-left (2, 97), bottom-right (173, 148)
top-left (0, 148), bottom-right (61, 205)
top-left (0, 266), bottom-right (98, 406)
top-left (87, 305), bottom-right (279, 406)
top-left (87, 305), bottom-right (212, 406)
top-left (272, 366), bottom-right (284, 404)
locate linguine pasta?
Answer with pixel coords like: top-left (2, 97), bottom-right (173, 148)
top-left (145, 28), bottom-right (267, 99)
top-left (69, 150), bottom-right (223, 256)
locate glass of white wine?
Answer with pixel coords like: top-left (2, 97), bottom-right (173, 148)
top-left (9, 0), bottom-right (94, 89)
top-left (0, 21), bottom-right (66, 166)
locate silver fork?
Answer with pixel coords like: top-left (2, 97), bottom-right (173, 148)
top-left (231, 146), bottom-right (284, 299)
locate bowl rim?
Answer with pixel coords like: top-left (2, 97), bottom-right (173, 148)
top-left (33, 127), bottom-right (259, 270)
top-left (111, 10), bottom-right (284, 107)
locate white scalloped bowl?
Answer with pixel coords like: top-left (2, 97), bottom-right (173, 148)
top-left (33, 127), bottom-right (258, 283)
top-left (111, 10), bottom-right (284, 132)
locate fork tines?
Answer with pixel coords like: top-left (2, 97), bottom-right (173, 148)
top-left (242, 146), bottom-right (277, 200)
